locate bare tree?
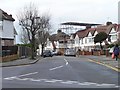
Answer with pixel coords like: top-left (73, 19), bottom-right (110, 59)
top-left (18, 3), bottom-right (42, 59)
top-left (37, 14), bottom-right (51, 56)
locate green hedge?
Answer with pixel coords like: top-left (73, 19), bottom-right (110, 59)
top-left (16, 44), bottom-right (32, 48)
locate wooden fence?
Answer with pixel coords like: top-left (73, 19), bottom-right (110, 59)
top-left (1, 46), bottom-right (31, 62)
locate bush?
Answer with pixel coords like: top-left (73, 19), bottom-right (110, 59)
top-left (16, 44), bottom-right (32, 48)
top-left (107, 44), bottom-right (114, 48)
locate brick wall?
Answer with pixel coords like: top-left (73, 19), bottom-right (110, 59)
top-left (4, 40), bottom-right (14, 46)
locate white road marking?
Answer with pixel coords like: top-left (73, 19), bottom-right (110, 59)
top-left (64, 58), bottom-right (68, 65)
top-left (4, 72), bottom-right (38, 80)
top-left (17, 72), bottom-right (38, 78)
top-left (14, 78), bottom-right (30, 81)
top-left (29, 78), bottom-right (41, 82)
top-left (78, 82), bottom-right (116, 86)
top-left (3, 77), bottom-right (118, 87)
top-left (65, 80), bottom-right (79, 84)
top-left (49, 58), bottom-right (68, 71)
top-left (115, 86), bottom-right (120, 88)
top-left (96, 83), bottom-right (116, 86)
top-left (44, 80), bottom-right (57, 83)
top-left (51, 79), bottom-right (63, 82)
top-left (49, 65), bottom-right (63, 71)
top-left (78, 82), bottom-right (92, 86)
top-left (60, 81), bottom-right (73, 84)
top-left (4, 76), bottom-right (17, 80)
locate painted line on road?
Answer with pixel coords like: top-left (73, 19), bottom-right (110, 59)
top-left (16, 72), bottom-right (38, 78)
top-left (44, 80), bottom-right (57, 83)
top-left (3, 77), bottom-right (119, 87)
top-left (4, 72), bottom-right (38, 80)
top-left (88, 59), bottom-right (120, 72)
top-left (64, 58), bottom-right (68, 65)
top-left (49, 65), bottom-right (63, 71)
top-left (49, 58), bottom-right (68, 71)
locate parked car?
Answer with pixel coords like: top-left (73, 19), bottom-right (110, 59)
top-left (52, 51), bottom-right (58, 56)
top-left (64, 48), bottom-right (76, 56)
top-left (43, 50), bottom-right (53, 57)
top-left (109, 47), bottom-right (114, 54)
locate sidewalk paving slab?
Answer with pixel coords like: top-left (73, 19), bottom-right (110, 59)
top-left (85, 55), bottom-right (119, 70)
top-left (1, 56), bottom-right (42, 67)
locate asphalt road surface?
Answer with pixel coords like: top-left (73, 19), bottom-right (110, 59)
top-left (2, 56), bottom-right (119, 88)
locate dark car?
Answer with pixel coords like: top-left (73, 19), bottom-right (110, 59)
top-left (43, 50), bottom-right (53, 57)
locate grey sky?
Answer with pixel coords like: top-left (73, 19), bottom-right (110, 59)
top-left (0, 0), bottom-right (119, 43)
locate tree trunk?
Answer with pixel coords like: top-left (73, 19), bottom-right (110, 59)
top-left (31, 35), bottom-right (35, 59)
top-left (100, 42), bottom-right (103, 50)
top-left (41, 44), bottom-right (44, 56)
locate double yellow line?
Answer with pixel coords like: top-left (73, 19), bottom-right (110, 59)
top-left (88, 59), bottom-right (120, 72)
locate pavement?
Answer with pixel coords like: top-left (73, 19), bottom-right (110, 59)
top-left (85, 55), bottom-right (120, 72)
top-left (1, 56), bottom-right (42, 67)
top-left (1, 55), bottom-right (120, 72)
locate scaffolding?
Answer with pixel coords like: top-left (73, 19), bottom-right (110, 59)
top-left (59, 22), bottom-right (101, 35)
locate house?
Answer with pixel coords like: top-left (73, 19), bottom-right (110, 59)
top-left (74, 22), bottom-right (119, 52)
top-left (44, 22), bottom-right (119, 55)
top-left (44, 30), bottom-right (71, 55)
top-left (0, 9), bottom-right (17, 46)
top-left (44, 38), bottom-right (54, 51)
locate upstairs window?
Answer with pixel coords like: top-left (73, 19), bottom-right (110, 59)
top-left (111, 35), bottom-right (117, 40)
top-left (88, 38), bottom-right (93, 43)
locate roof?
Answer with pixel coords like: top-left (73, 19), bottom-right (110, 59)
top-left (75, 27), bottom-right (96, 38)
top-left (95, 26), bottom-right (108, 33)
top-left (76, 29), bottom-right (87, 38)
top-left (0, 9), bottom-right (15, 21)
top-left (50, 31), bottom-right (70, 42)
top-left (75, 24), bottom-right (118, 38)
top-left (61, 22), bottom-right (101, 26)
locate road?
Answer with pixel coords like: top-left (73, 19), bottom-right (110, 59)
top-left (2, 56), bottom-right (119, 88)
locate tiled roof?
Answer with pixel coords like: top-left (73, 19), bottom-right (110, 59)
top-left (49, 34), bottom-right (57, 41)
top-left (0, 9), bottom-right (15, 21)
top-left (76, 28), bottom-right (96, 38)
top-left (49, 32), bottom-right (70, 41)
top-left (76, 29), bottom-right (87, 38)
top-left (86, 28), bottom-right (96, 36)
top-left (76, 24), bottom-right (118, 38)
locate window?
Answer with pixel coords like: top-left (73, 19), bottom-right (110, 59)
top-left (71, 40), bottom-right (74, 44)
top-left (108, 35), bottom-right (111, 42)
top-left (111, 35), bottom-right (117, 40)
top-left (81, 38), bottom-right (83, 44)
top-left (88, 38), bottom-right (93, 43)
top-left (1, 40), bottom-right (4, 46)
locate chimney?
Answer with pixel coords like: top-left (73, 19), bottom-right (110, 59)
top-left (86, 25), bottom-right (91, 29)
top-left (9, 14), bottom-right (12, 17)
top-left (106, 22), bottom-right (112, 26)
top-left (57, 29), bottom-right (62, 33)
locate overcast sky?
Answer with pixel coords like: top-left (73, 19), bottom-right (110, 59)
top-left (0, 0), bottom-right (119, 43)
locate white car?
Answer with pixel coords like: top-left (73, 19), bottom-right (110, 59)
top-left (64, 48), bottom-right (76, 56)
top-left (109, 47), bottom-right (114, 54)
